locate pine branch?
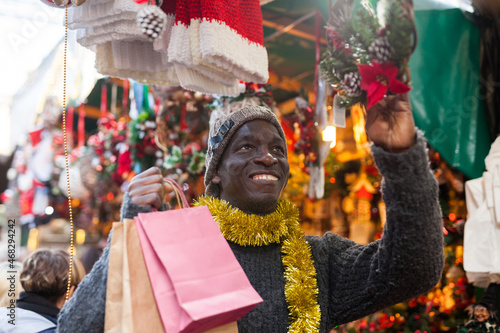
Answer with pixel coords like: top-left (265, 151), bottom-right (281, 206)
top-left (352, 9), bottom-right (380, 50)
top-left (384, 0), bottom-right (414, 61)
top-left (320, 48), bottom-right (358, 85)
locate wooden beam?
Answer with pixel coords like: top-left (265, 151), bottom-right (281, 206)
top-left (264, 11), bottom-right (316, 43)
top-left (83, 105), bottom-right (103, 119)
top-left (263, 19), bottom-right (327, 45)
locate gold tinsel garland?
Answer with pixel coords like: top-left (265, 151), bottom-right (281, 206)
top-left (194, 196), bottom-right (321, 332)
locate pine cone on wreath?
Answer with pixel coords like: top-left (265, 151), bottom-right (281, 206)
top-left (136, 5), bottom-right (167, 41)
top-left (368, 37), bottom-right (393, 63)
top-left (341, 72), bottom-right (362, 97)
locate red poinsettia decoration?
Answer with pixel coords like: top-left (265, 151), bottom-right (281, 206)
top-left (358, 61), bottom-right (411, 109)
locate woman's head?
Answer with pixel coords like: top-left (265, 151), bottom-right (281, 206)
top-left (20, 249), bottom-right (84, 305)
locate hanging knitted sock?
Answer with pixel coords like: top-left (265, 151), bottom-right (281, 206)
top-left (198, 0), bottom-right (269, 83)
top-left (96, 42), bottom-right (179, 86)
top-left (167, 0), bottom-right (194, 72)
top-left (153, 0), bottom-right (177, 54)
top-left (174, 65), bottom-right (240, 96)
top-left (69, 0), bottom-right (144, 55)
top-left (68, 0), bottom-right (139, 30)
top-left (168, 0), bottom-right (239, 95)
top-left (187, 0), bottom-right (240, 85)
top-left (72, 0), bottom-right (174, 49)
top-left (76, 19), bottom-right (147, 49)
top-left (111, 40), bottom-right (172, 72)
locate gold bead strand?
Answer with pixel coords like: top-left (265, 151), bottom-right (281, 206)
top-left (62, 3), bottom-right (75, 302)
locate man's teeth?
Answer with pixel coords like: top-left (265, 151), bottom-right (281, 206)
top-left (252, 174), bottom-right (278, 181)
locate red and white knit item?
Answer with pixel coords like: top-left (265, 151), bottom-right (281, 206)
top-left (169, 0), bottom-right (268, 83)
top-left (164, 0), bottom-right (239, 95)
top-left (197, 0), bottom-right (269, 83)
top-left (165, 0), bottom-right (267, 95)
top-left (167, 18), bottom-right (238, 85)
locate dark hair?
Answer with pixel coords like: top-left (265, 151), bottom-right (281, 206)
top-left (20, 249), bottom-right (83, 304)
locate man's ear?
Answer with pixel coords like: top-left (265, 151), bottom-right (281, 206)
top-left (212, 170), bottom-right (221, 184)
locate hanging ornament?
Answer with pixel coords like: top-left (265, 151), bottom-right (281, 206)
top-left (79, 148), bottom-right (99, 192)
top-left (136, 1), bottom-right (168, 41)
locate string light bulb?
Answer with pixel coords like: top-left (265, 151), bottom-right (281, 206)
top-left (322, 125), bottom-right (337, 148)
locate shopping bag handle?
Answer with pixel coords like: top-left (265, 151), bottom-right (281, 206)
top-left (164, 178), bottom-right (189, 209)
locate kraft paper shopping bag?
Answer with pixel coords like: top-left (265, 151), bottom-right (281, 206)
top-left (123, 218), bottom-right (165, 332)
top-left (105, 220), bottom-right (166, 333)
top-left (104, 223), bottom-right (124, 333)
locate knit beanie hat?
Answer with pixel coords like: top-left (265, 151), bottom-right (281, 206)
top-left (204, 106), bottom-right (287, 197)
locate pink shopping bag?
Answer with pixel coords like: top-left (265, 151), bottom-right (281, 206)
top-left (135, 181), bottom-right (262, 333)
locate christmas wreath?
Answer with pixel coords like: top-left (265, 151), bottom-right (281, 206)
top-left (320, 0), bottom-right (416, 110)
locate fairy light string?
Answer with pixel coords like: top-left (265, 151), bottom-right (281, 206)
top-left (62, 3), bottom-right (75, 302)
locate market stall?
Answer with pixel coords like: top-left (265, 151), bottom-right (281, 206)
top-left (1, 0), bottom-right (499, 331)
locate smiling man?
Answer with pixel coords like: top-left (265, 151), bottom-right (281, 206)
top-left (58, 102), bottom-right (444, 333)
top-left (207, 118), bottom-right (289, 215)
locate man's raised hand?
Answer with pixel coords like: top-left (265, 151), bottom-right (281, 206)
top-left (365, 93), bottom-right (416, 153)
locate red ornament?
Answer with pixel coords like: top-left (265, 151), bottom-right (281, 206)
top-left (358, 61), bottom-right (411, 109)
top-left (29, 128), bottom-right (44, 147)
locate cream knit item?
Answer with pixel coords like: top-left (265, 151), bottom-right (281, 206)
top-left (95, 42), bottom-right (179, 86)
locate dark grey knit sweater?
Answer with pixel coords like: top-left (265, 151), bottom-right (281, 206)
top-left (57, 131), bottom-right (444, 333)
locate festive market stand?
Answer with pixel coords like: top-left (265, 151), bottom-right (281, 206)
top-left (1, 0), bottom-right (500, 332)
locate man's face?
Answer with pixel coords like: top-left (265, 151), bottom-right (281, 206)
top-left (212, 120), bottom-right (289, 215)
top-left (474, 305), bottom-right (490, 322)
